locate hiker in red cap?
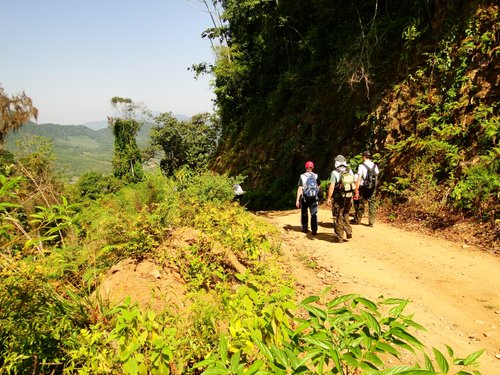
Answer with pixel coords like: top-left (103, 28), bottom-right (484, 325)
top-left (296, 161), bottom-right (319, 235)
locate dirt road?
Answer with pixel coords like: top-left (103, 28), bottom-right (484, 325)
top-left (259, 206), bottom-right (500, 374)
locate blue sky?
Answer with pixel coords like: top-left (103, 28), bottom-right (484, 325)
top-left (1, 0), bottom-right (216, 125)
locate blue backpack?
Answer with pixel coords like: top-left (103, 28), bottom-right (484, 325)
top-left (303, 174), bottom-right (319, 201)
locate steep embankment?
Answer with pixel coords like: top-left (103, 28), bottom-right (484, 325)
top-left (211, 1), bottom-right (499, 229)
top-left (259, 207), bottom-right (500, 374)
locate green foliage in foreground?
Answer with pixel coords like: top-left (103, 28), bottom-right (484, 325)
top-left (198, 294), bottom-right (484, 374)
top-left (0, 170), bottom-right (484, 374)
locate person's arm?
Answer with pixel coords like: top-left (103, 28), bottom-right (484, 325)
top-left (354, 167), bottom-right (362, 198)
top-left (326, 182), bottom-right (335, 206)
top-left (296, 186), bottom-right (303, 208)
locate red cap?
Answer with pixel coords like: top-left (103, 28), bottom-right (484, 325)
top-left (305, 161), bottom-right (314, 169)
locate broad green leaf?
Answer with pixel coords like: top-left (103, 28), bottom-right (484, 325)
top-left (270, 345), bottom-right (289, 368)
top-left (275, 306), bottom-right (284, 322)
top-left (354, 296), bottom-right (379, 313)
top-left (303, 305), bottom-right (327, 320)
top-left (432, 347), bottom-right (449, 373)
top-left (341, 352), bottom-right (360, 368)
top-left (463, 348), bottom-right (484, 365)
top-left (202, 367), bottom-right (229, 375)
top-left (253, 337), bottom-right (274, 361)
top-left (378, 367), bottom-right (434, 374)
top-left (230, 351), bottom-right (241, 373)
top-left (375, 342), bottom-right (400, 357)
top-left (361, 311), bottom-right (381, 335)
top-left (300, 295), bottom-right (320, 305)
top-left (280, 347), bottom-right (300, 369)
top-left (365, 352), bottom-right (384, 367)
top-left (404, 319), bottom-right (427, 332)
top-left (423, 353), bottom-right (435, 371)
top-left (391, 327), bottom-right (425, 349)
top-left (123, 357), bottom-right (139, 375)
top-left (389, 300), bottom-right (409, 317)
top-left (220, 336), bottom-right (229, 363)
top-left (329, 348), bottom-right (343, 374)
top-left (246, 360), bottom-right (264, 374)
top-left (382, 298), bottom-right (408, 305)
top-left (303, 336), bottom-right (335, 351)
top-left (195, 358), bottom-right (216, 369)
top-left (327, 294), bottom-right (359, 308)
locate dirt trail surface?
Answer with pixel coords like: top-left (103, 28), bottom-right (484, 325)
top-left (258, 206), bottom-right (500, 374)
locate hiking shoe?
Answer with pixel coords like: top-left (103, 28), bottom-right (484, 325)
top-left (368, 223), bottom-right (374, 227)
top-left (352, 220), bottom-right (360, 225)
top-left (312, 231), bottom-right (317, 235)
top-left (302, 228), bottom-right (308, 233)
top-left (335, 236), bottom-right (343, 243)
top-left (346, 233), bottom-right (352, 239)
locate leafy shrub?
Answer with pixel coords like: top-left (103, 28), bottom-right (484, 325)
top-left (77, 171), bottom-right (122, 200)
top-left (451, 164), bottom-right (500, 218)
top-left (198, 294), bottom-right (484, 374)
top-left (0, 263), bottom-right (81, 374)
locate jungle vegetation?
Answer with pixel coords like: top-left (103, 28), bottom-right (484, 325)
top-left (200, 0), bottom-right (498, 234)
top-left (0, 0), bottom-right (497, 373)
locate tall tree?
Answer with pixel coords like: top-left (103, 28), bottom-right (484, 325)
top-left (0, 85), bottom-right (38, 147)
top-left (107, 97), bottom-right (147, 183)
top-left (148, 112), bottom-right (219, 176)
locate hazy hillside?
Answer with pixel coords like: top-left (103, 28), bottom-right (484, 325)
top-left (4, 122), bottom-right (154, 179)
top-left (82, 113), bottom-right (189, 130)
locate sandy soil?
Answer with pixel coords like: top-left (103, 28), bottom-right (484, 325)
top-left (258, 206), bottom-right (500, 374)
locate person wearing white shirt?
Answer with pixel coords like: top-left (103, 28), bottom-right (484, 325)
top-left (354, 150), bottom-right (380, 227)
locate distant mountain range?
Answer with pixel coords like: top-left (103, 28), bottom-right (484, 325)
top-left (4, 115), bottom-right (189, 180)
top-left (81, 113), bottom-right (189, 130)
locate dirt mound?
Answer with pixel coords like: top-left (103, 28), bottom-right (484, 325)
top-left (98, 258), bottom-right (187, 313)
top-left (97, 227), bottom-right (202, 313)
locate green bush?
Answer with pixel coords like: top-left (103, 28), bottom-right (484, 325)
top-left (197, 294), bottom-right (484, 374)
top-left (77, 171), bottom-right (123, 200)
top-left (451, 164), bottom-right (500, 218)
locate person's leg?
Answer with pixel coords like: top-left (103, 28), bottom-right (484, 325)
top-left (367, 192), bottom-right (377, 226)
top-left (310, 201), bottom-right (318, 234)
top-left (300, 200), bottom-right (309, 232)
top-left (355, 195), bottom-right (365, 224)
top-left (332, 198), bottom-right (344, 242)
top-left (342, 198), bottom-right (353, 238)
top-left (353, 198), bottom-right (360, 224)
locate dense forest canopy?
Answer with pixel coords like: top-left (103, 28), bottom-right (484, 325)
top-left (201, 0), bottom-right (498, 226)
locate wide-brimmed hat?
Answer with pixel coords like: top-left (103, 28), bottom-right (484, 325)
top-left (334, 154), bottom-right (347, 168)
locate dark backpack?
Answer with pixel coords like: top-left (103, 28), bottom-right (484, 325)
top-left (303, 174), bottom-right (319, 201)
top-left (362, 163), bottom-right (378, 190)
top-left (335, 169), bottom-right (355, 198)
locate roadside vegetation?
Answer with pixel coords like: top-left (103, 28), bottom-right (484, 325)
top-left (1, 0), bottom-right (496, 371)
top-left (200, 1), bottom-right (498, 251)
top-left (0, 166), bottom-right (485, 374)
top-left (0, 89), bottom-right (484, 373)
